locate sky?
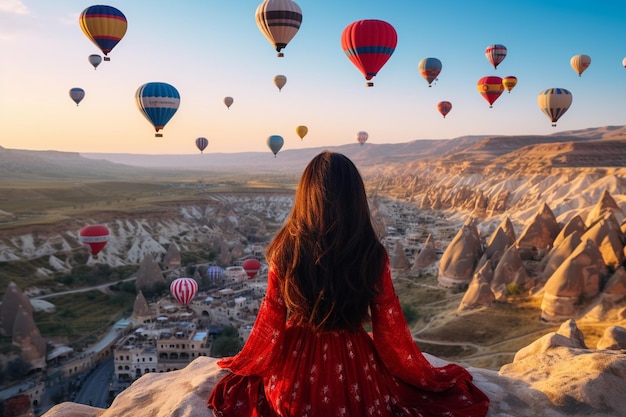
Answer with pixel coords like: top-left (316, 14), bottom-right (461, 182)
top-left (1, 0), bottom-right (625, 155)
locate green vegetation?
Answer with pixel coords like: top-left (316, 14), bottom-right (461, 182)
top-left (210, 325), bottom-right (244, 358)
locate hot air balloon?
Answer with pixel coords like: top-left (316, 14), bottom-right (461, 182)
top-left (135, 82), bottom-right (180, 137)
top-left (207, 265), bottom-right (225, 282)
top-left (267, 135), bottom-right (284, 157)
top-left (243, 259), bottom-right (262, 279)
top-left (341, 19), bottom-right (397, 87)
top-left (477, 76), bottom-right (504, 108)
top-left (274, 75), bottom-right (287, 91)
top-left (485, 44), bottom-right (507, 69)
top-left (69, 88), bottom-right (85, 106)
top-left (255, 0), bottom-right (302, 57)
top-left (537, 88), bottom-right (573, 127)
top-left (502, 76), bottom-right (517, 93)
top-left (88, 54), bottom-right (102, 70)
top-left (622, 57), bottom-right (626, 68)
top-left (356, 131), bottom-right (368, 146)
top-left (79, 224), bottom-right (110, 258)
top-left (437, 101), bottom-right (452, 118)
top-left (418, 57), bottom-right (442, 87)
top-left (296, 125), bottom-right (308, 140)
top-left (570, 54), bottom-right (591, 77)
top-left (79, 5), bottom-right (127, 61)
top-left (195, 137), bottom-right (208, 153)
top-left (170, 277), bottom-right (198, 307)
top-left (223, 96), bottom-right (234, 109)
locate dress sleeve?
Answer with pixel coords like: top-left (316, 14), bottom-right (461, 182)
top-left (371, 258), bottom-right (475, 391)
top-left (216, 268), bottom-right (287, 376)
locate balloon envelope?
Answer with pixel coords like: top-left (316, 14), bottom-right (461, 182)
top-left (623, 57), bottom-right (626, 68)
top-left (195, 137), bottom-right (208, 153)
top-left (135, 82), bottom-right (180, 137)
top-left (296, 125), bottom-right (308, 140)
top-left (69, 88), bottom-right (85, 106)
top-left (170, 277), bottom-right (198, 307)
top-left (255, 0), bottom-right (302, 57)
top-left (570, 54), bottom-right (591, 76)
top-left (502, 76), bottom-right (518, 93)
top-left (88, 54), bottom-right (102, 69)
top-left (341, 19), bottom-right (397, 86)
top-left (274, 75), bottom-right (287, 91)
top-left (79, 5), bottom-right (127, 60)
top-left (223, 96), bottom-right (233, 109)
top-left (267, 135), bottom-right (284, 156)
top-left (207, 265), bottom-right (225, 282)
top-left (476, 76), bottom-right (504, 107)
top-left (79, 224), bottom-right (109, 257)
top-left (243, 259), bottom-right (262, 279)
top-left (418, 57), bottom-right (442, 87)
top-left (485, 44), bottom-right (507, 69)
top-left (437, 101), bottom-right (452, 118)
top-left (356, 131), bottom-right (368, 146)
top-left (537, 88), bottom-right (573, 126)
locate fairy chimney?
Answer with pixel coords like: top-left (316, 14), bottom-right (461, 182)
top-left (438, 218), bottom-right (483, 287)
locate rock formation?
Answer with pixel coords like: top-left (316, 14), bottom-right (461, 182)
top-left (390, 241), bottom-right (410, 271)
top-left (162, 242), bottom-right (181, 270)
top-left (135, 255), bottom-right (165, 292)
top-left (411, 234), bottom-right (438, 269)
top-left (490, 245), bottom-right (528, 300)
top-left (1, 282), bottom-right (33, 336)
top-left (458, 262), bottom-right (495, 311)
top-left (516, 203), bottom-right (560, 259)
top-left (131, 291), bottom-right (152, 325)
top-left (438, 218), bottom-right (483, 287)
top-left (585, 189), bottom-right (623, 226)
top-left (12, 305), bottom-right (46, 369)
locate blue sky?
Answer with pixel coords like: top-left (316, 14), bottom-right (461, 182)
top-left (1, 0), bottom-right (625, 155)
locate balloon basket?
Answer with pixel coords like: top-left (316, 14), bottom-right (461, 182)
top-left (277, 52), bottom-right (284, 57)
top-left (104, 57), bottom-right (110, 61)
top-left (366, 82), bottom-right (374, 87)
top-left (155, 133), bottom-right (163, 138)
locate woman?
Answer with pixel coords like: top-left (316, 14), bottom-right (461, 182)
top-left (208, 151), bottom-right (489, 416)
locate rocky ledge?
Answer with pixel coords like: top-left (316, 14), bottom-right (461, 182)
top-left (44, 320), bottom-right (626, 417)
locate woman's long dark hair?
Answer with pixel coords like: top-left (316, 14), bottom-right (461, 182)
top-left (266, 151), bottom-right (386, 332)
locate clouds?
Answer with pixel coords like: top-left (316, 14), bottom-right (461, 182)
top-left (0, 0), bottom-right (29, 15)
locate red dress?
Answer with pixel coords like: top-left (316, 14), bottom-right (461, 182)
top-left (208, 261), bottom-right (490, 416)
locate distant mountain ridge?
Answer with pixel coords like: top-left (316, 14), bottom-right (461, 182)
top-left (2, 125), bottom-right (626, 181)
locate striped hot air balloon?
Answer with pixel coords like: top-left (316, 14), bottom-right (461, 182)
top-left (207, 266), bottom-right (225, 282)
top-left (255, 0), bottom-right (302, 57)
top-left (537, 88), bottom-right (573, 127)
top-left (477, 76), bottom-right (504, 108)
top-left (195, 137), bottom-right (208, 153)
top-left (502, 76), bottom-right (518, 93)
top-left (570, 54), bottom-right (591, 77)
top-left (485, 44), bottom-right (507, 69)
top-left (418, 57), bottom-right (442, 87)
top-left (170, 277), bottom-right (198, 307)
top-left (135, 82), bottom-right (180, 137)
top-left (79, 5), bottom-right (127, 61)
top-left (341, 19), bottom-right (397, 87)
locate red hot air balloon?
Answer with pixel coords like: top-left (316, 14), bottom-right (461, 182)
top-left (477, 76), bottom-right (504, 108)
top-left (341, 19), bottom-right (397, 87)
top-left (243, 259), bottom-right (262, 279)
top-left (170, 277), bottom-right (198, 307)
top-left (485, 44), bottom-right (507, 69)
top-left (79, 225), bottom-right (110, 258)
top-left (437, 101), bottom-right (452, 118)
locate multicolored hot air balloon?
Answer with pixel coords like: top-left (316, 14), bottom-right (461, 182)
top-left (223, 96), bottom-right (233, 109)
top-left (341, 19), bottom-right (397, 87)
top-left (296, 125), bottom-right (308, 140)
top-left (477, 76), bottom-right (504, 108)
top-left (267, 135), bottom-right (284, 157)
top-left (418, 57), bottom-right (442, 87)
top-left (255, 0), bottom-right (302, 57)
top-left (356, 131), bottom-right (368, 146)
top-left (243, 259), bottom-right (262, 279)
top-left (570, 54), bottom-right (591, 77)
top-left (437, 101), bottom-right (452, 118)
top-left (170, 277), bottom-right (198, 307)
top-left (88, 54), bottom-right (102, 70)
top-left (79, 224), bottom-right (110, 258)
top-left (207, 265), bottom-right (225, 282)
top-left (537, 88), bottom-right (573, 127)
top-left (135, 82), bottom-right (180, 137)
top-left (69, 88), bottom-right (85, 106)
top-left (195, 137), bottom-right (208, 153)
top-left (485, 44), bottom-right (507, 69)
top-left (502, 76), bottom-right (517, 93)
top-left (79, 5), bottom-right (127, 61)
top-left (274, 75), bottom-right (287, 91)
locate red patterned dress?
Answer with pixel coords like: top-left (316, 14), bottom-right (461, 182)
top-left (208, 261), bottom-right (490, 416)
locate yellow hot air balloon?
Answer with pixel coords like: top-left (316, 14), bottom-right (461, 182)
top-left (502, 76), bottom-right (517, 93)
top-left (296, 125), bottom-right (308, 140)
top-left (537, 88), bottom-right (573, 127)
top-left (570, 54), bottom-right (591, 77)
top-left (274, 75), bottom-right (287, 91)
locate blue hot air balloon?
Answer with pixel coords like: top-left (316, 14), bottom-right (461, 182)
top-left (135, 82), bottom-right (180, 137)
top-left (69, 88), bottom-right (85, 106)
top-left (267, 135), bottom-right (284, 157)
top-left (207, 265), bottom-right (225, 282)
